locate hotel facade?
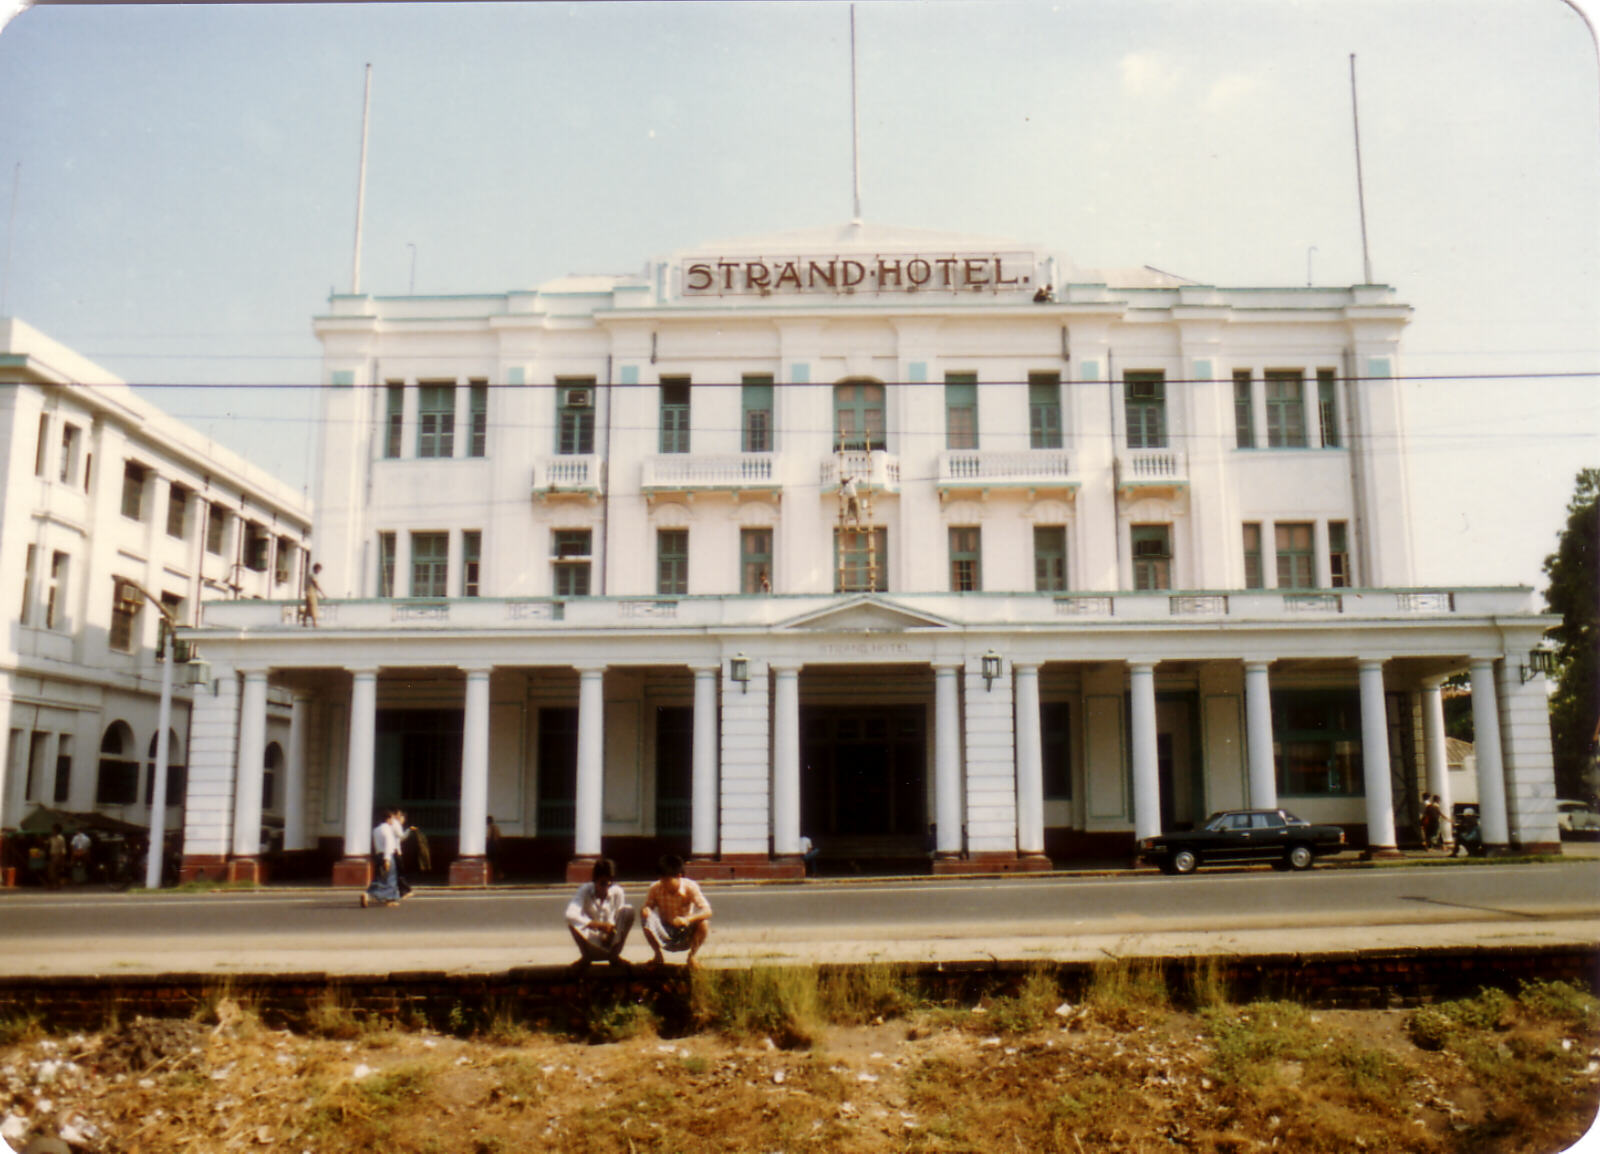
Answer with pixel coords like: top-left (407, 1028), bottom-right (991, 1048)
top-left (180, 223), bottom-right (1560, 884)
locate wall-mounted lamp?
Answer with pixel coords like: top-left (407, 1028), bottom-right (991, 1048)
top-left (1519, 648), bottom-right (1557, 685)
top-left (981, 649), bottom-right (1002, 692)
top-left (730, 652), bottom-right (750, 693)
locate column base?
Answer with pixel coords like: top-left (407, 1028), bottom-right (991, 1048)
top-left (332, 857), bottom-right (373, 888)
top-left (179, 854), bottom-right (229, 884)
top-left (685, 854), bottom-right (805, 881)
top-left (932, 851), bottom-right (1051, 875)
top-left (1524, 842), bottom-right (1561, 855)
top-left (449, 857), bottom-right (492, 887)
top-left (1359, 846), bottom-right (1405, 861)
top-left (565, 855), bottom-right (601, 884)
top-left (225, 857), bottom-right (265, 885)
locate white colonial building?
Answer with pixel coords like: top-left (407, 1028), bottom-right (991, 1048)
top-left (181, 223), bottom-right (1559, 884)
top-left (0, 318), bottom-right (313, 865)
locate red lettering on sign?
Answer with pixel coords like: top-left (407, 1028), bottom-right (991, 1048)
top-left (906, 259), bottom-right (931, 287)
top-left (686, 264), bottom-right (713, 292)
top-left (964, 258), bottom-right (990, 286)
top-left (717, 261), bottom-right (739, 290)
top-left (774, 262), bottom-right (802, 290)
top-left (746, 262), bottom-right (771, 289)
top-left (841, 260), bottom-right (866, 288)
top-left (877, 259), bottom-right (902, 288)
top-left (808, 260), bottom-right (837, 288)
top-left (935, 258), bottom-right (959, 287)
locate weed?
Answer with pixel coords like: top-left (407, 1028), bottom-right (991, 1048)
top-left (1406, 1006), bottom-right (1454, 1051)
top-left (1184, 954), bottom-right (1231, 1010)
top-left (1518, 978), bottom-right (1599, 1027)
top-left (479, 1000), bottom-right (533, 1047)
top-left (679, 1053), bottom-right (709, 1075)
top-left (985, 964), bottom-right (1062, 1034)
top-left (819, 961), bottom-right (915, 1025)
top-left (1323, 1037), bottom-right (1409, 1112)
top-left (1202, 1000), bottom-right (1319, 1086)
top-left (358, 1061), bottom-right (436, 1112)
top-left (1440, 986), bottom-right (1514, 1031)
top-left (306, 989), bottom-right (364, 1040)
top-left (0, 1013), bottom-right (44, 1045)
top-left (586, 998), bottom-right (659, 1044)
top-left (1086, 956), bottom-right (1169, 1028)
top-left (691, 965), bottom-right (821, 1048)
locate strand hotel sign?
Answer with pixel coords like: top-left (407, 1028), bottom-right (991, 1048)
top-left (680, 250), bottom-right (1041, 298)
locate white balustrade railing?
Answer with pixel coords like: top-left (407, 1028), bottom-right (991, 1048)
top-left (820, 450), bottom-right (901, 493)
top-left (938, 449), bottom-right (1073, 484)
top-left (532, 455), bottom-right (605, 494)
top-left (641, 453), bottom-right (778, 489)
top-left (1116, 448), bottom-right (1187, 483)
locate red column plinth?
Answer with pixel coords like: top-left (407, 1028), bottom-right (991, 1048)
top-left (225, 857), bottom-right (265, 885)
top-left (179, 854), bottom-right (229, 884)
top-left (331, 857), bottom-right (373, 888)
top-left (685, 854), bottom-right (804, 881)
top-left (449, 857), bottom-right (492, 886)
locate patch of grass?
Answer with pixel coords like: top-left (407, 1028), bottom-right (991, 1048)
top-left (1184, 955), bottom-right (1232, 1010)
top-left (586, 997), bottom-right (659, 1044)
top-left (1322, 1037), bottom-right (1410, 1113)
top-left (0, 1012), bottom-right (45, 1045)
top-left (679, 1053), bottom-right (709, 1075)
top-left (1086, 956), bottom-right (1170, 1029)
top-left (305, 988), bottom-right (365, 1040)
top-left (479, 999), bottom-right (534, 1047)
top-left (1518, 978), bottom-right (1599, 1027)
top-left (819, 961), bottom-right (915, 1025)
top-left (985, 964), bottom-right (1062, 1034)
top-left (1201, 1000), bottom-right (1321, 1086)
top-left (357, 1061), bottom-right (436, 1112)
top-left (691, 965), bottom-right (821, 1049)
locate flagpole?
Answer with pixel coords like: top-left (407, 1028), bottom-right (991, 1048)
top-left (850, 5), bottom-right (862, 224)
top-left (1349, 54), bottom-right (1373, 285)
top-left (351, 64), bottom-right (372, 295)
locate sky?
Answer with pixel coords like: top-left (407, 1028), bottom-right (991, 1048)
top-left (0, 0), bottom-right (1595, 595)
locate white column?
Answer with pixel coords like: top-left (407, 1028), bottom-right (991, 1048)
top-left (1421, 678), bottom-right (1451, 818)
top-left (457, 667), bottom-right (491, 857)
top-left (283, 694), bottom-right (309, 852)
top-left (573, 665), bottom-right (606, 858)
top-left (231, 670), bottom-right (269, 858)
top-left (342, 668), bottom-right (379, 858)
top-left (1358, 659), bottom-right (1398, 851)
top-left (772, 663), bottom-right (802, 856)
top-left (1470, 659), bottom-right (1510, 846)
top-left (1129, 661), bottom-right (1161, 841)
top-left (934, 661), bottom-right (963, 856)
top-left (690, 664), bottom-right (719, 858)
top-left (1013, 662), bottom-right (1045, 856)
top-left (1244, 660), bottom-right (1278, 809)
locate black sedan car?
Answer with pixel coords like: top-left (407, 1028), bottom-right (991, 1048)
top-left (1140, 809), bottom-right (1347, 874)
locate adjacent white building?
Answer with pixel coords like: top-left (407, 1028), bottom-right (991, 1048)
top-left (182, 223), bottom-right (1561, 885)
top-left (0, 318), bottom-right (313, 864)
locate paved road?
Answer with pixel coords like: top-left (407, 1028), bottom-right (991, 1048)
top-left (2, 859), bottom-right (1595, 976)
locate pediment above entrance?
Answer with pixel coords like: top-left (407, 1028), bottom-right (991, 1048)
top-left (779, 595), bottom-right (953, 633)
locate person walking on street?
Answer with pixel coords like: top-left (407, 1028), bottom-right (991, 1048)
top-left (361, 809), bottom-right (405, 907)
top-left (565, 857), bottom-right (635, 970)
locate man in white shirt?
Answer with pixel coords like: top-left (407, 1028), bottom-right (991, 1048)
top-left (360, 809), bottom-right (405, 908)
top-left (565, 857), bottom-right (635, 970)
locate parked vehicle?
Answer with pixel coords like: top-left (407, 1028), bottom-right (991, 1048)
top-left (1140, 809), bottom-right (1347, 875)
top-left (1556, 799), bottom-right (1600, 838)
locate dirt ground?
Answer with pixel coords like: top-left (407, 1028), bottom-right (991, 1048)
top-left (2, 985), bottom-right (1597, 1154)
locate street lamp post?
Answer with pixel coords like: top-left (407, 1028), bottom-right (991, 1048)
top-left (147, 619), bottom-right (176, 891)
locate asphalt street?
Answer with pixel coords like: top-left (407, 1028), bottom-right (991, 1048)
top-left (1, 858), bottom-right (1596, 976)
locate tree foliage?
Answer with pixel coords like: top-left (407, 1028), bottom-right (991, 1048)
top-left (1542, 469), bottom-right (1600, 798)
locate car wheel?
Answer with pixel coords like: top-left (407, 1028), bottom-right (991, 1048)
top-left (1286, 844), bottom-right (1314, 871)
top-left (1172, 849), bottom-right (1199, 875)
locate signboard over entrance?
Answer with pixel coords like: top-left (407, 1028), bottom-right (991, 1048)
top-left (681, 252), bottom-right (1039, 297)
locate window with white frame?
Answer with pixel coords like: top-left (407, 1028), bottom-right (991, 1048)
top-left (949, 526), bottom-right (981, 592)
top-left (1265, 370), bottom-right (1307, 448)
top-left (1124, 372), bottom-right (1167, 449)
top-left (556, 380), bottom-right (596, 455)
top-left (417, 382), bottom-right (456, 459)
top-left (552, 529), bottom-right (592, 596)
top-left (657, 529), bottom-right (688, 594)
top-left (659, 378), bottom-right (691, 454)
top-left (121, 462), bottom-right (148, 521)
top-left (462, 530), bottom-right (481, 597)
top-left (410, 532), bottom-right (449, 597)
top-left (1131, 524), bottom-right (1172, 590)
top-left (1034, 526), bottom-right (1067, 592)
top-left (1274, 522), bottom-right (1315, 589)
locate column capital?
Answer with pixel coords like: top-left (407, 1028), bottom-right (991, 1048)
top-left (459, 664), bottom-right (494, 678)
top-left (1468, 654), bottom-right (1501, 669)
top-left (769, 661), bottom-right (803, 677)
top-left (931, 658), bottom-right (965, 673)
top-left (689, 662), bottom-right (720, 676)
top-left (1356, 656), bottom-right (1389, 671)
top-left (573, 662), bottom-right (607, 677)
top-left (238, 666), bottom-right (272, 680)
top-left (347, 666), bottom-right (381, 679)
top-left (1126, 658), bottom-right (1161, 673)
top-left (1242, 658), bottom-right (1277, 672)
top-left (1011, 660), bottom-right (1042, 676)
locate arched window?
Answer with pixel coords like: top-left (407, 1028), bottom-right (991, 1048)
top-left (263, 742), bottom-right (283, 811)
top-left (833, 381), bottom-right (885, 452)
top-left (96, 721), bottom-right (140, 806)
top-left (145, 729), bottom-right (186, 807)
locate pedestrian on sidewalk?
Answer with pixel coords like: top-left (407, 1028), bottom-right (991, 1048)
top-left (565, 857), bottom-right (635, 970)
top-left (360, 809), bottom-right (408, 907)
top-left (45, 824), bottom-right (67, 890)
top-left (641, 853), bottom-right (712, 969)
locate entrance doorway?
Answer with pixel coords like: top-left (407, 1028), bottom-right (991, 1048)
top-left (800, 705), bottom-right (926, 856)
top-left (1155, 694), bottom-right (1203, 830)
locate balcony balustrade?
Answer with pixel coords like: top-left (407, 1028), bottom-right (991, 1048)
top-left (937, 449), bottom-right (1075, 496)
top-left (820, 449), bottom-right (900, 495)
top-left (641, 452), bottom-right (780, 496)
top-left (532, 455), bottom-right (605, 500)
top-left (1115, 448), bottom-right (1188, 492)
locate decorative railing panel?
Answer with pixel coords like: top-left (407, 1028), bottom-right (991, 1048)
top-left (1284, 593), bottom-right (1344, 613)
top-left (1396, 592), bottom-right (1455, 614)
top-left (1170, 594), bottom-right (1228, 616)
top-left (532, 455), bottom-right (605, 495)
top-left (820, 449), bottom-right (901, 494)
top-left (938, 449), bottom-right (1074, 486)
top-left (641, 453), bottom-right (778, 490)
top-left (1054, 596), bottom-right (1114, 617)
top-left (1116, 448), bottom-right (1188, 484)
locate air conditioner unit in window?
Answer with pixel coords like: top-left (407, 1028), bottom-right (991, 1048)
top-left (564, 389), bottom-right (592, 409)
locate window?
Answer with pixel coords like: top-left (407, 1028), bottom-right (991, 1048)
top-left (1243, 523), bottom-right (1263, 589)
top-left (384, 383), bottom-right (404, 459)
top-left (377, 531), bottom-right (396, 597)
top-left (741, 375), bottom-right (773, 453)
top-left (410, 532), bottom-right (449, 597)
top-left (1029, 372), bottom-right (1062, 449)
top-left (1041, 700), bottom-right (1071, 799)
top-left (1034, 526), bottom-right (1067, 591)
top-left (417, 382), bottom-right (455, 459)
top-left (536, 707), bottom-right (579, 833)
top-left (949, 527), bottom-right (981, 591)
top-left (741, 528), bottom-right (772, 593)
top-left (21, 545), bottom-right (36, 624)
top-left (96, 723), bottom-right (139, 805)
top-left (945, 373), bottom-right (978, 450)
top-left (1273, 689), bottom-right (1364, 797)
top-left (45, 552), bottom-right (67, 630)
top-left (110, 578), bottom-right (140, 652)
top-left (54, 735), bottom-right (72, 804)
top-left (469, 381), bottom-right (488, 457)
top-left (145, 729), bottom-right (186, 807)
top-left (33, 413), bottom-right (49, 476)
top-left (1124, 372), bottom-right (1167, 449)
top-left (1233, 370), bottom-right (1254, 449)
top-left (659, 378), bottom-right (691, 454)
top-left (121, 462), bottom-right (148, 520)
top-left (166, 484), bottom-right (190, 539)
top-left (655, 706), bottom-right (694, 836)
top-left (833, 381), bottom-right (885, 451)
top-left (243, 522), bottom-right (270, 572)
top-left (557, 379), bottom-right (596, 455)
top-left (835, 527), bottom-right (887, 592)
top-left (1328, 521), bottom-right (1350, 588)
top-left (1317, 369), bottom-right (1340, 447)
top-left (657, 529), bottom-right (688, 595)
top-left (1131, 524), bottom-right (1172, 591)
top-left (552, 529), bottom-right (592, 596)
top-left (59, 424), bottom-right (81, 484)
top-left (206, 504), bottom-right (230, 556)
top-left (1275, 522), bottom-right (1315, 589)
top-left (25, 732), bottom-right (47, 801)
top-left (1265, 370), bottom-right (1307, 447)
top-left (262, 743), bottom-right (282, 811)
top-left (160, 592), bottom-right (183, 634)
top-left (462, 530), bottom-right (481, 597)
top-left (274, 536), bottom-right (294, 585)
